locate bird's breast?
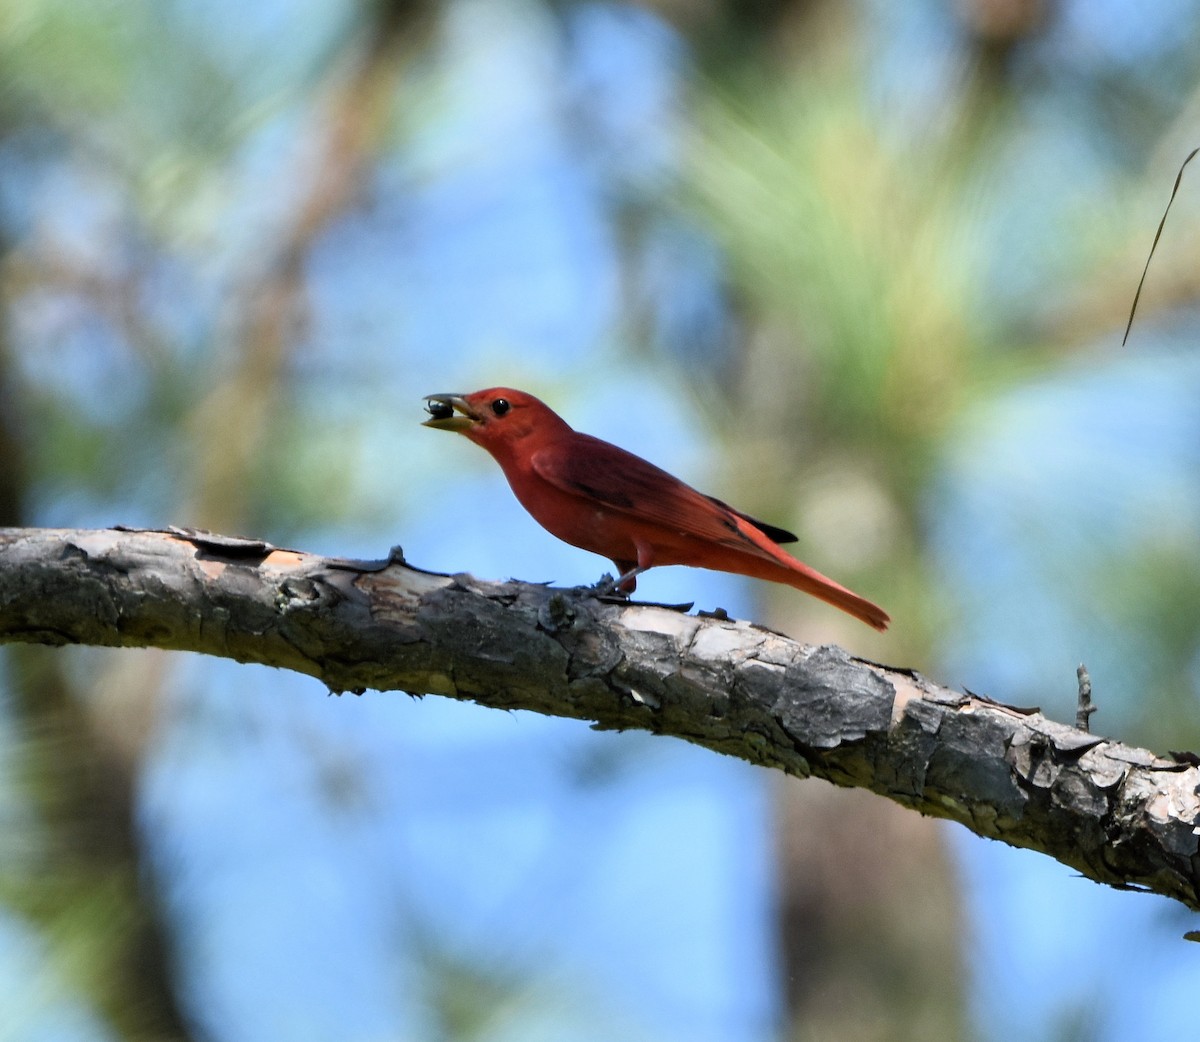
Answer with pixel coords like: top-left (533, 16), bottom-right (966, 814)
top-left (504, 468), bottom-right (639, 560)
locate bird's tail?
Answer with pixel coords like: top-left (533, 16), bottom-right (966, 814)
top-left (776, 560), bottom-right (890, 631)
top-left (731, 540), bottom-right (890, 631)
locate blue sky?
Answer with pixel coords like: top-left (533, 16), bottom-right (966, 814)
top-left (1, 2), bottom-right (1198, 1040)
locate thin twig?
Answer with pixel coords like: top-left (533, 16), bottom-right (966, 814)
top-left (1123, 147), bottom-right (1199, 345)
top-left (1076, 662), bottom-right (1095, 732)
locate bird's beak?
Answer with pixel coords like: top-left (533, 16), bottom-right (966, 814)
top-left (422, 393), bottom-right (482, 432)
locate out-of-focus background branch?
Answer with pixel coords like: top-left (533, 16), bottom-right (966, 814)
top-left (0, 1), bottom-right (1198, 1040)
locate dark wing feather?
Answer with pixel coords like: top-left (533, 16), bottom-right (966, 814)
top-left (531, 435), bottom-right (788, 549)
top-left (705, 496), bottom-right (797, 544)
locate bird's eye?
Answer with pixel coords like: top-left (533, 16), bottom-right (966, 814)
top-left (491, 398), bottom-right (511, 417)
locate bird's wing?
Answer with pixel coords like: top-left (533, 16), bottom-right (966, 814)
top-left (530, 434), bottom-right (795, 548)
top-left (705, 496), bottom-right (798, 545)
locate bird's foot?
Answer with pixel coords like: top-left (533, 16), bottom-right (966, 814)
top-left (580, 573), bottom-right (692, 613)
top-left (589, 572), bottom-right (629, 598)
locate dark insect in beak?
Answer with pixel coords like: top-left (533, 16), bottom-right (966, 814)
top-left (422, 393), bottom-right (479, 431)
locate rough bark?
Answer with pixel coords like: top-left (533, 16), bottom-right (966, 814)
top-left (2, 526), bottom-right (1199, 913)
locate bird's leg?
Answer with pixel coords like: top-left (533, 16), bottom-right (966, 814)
top-left (591, 557), bottom-right (645, 596)
top-left (604, 544), bottom-right (654, 595)
top-left (587, 548), bottom-right (691, 613)
top-left (591, 565), bottom-right (632, 597)
top-left (612, 564), bottom-right (646, 594)
top-left (589, 573), bottom-right (619, 595)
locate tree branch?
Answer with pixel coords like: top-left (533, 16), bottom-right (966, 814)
top-left (2, 526), bottom-right (1199, 912)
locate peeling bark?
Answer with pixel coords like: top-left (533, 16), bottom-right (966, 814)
top-left (1, 526), bottom-right (1198, 912)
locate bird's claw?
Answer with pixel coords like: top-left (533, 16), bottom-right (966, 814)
top-left (591, 573), bottom-right (617, 596)
top-left (588, 573), bottom-right (630, 599)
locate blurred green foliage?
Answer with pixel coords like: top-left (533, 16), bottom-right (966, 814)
top-left (0, 2), bottom-right (1198, 1041)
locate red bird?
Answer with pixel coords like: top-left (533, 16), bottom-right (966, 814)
top-left (423, 388), bottom-right (889, 631)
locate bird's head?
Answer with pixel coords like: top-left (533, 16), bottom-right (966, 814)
top-left (422, 388), bottom-right (571, 458)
